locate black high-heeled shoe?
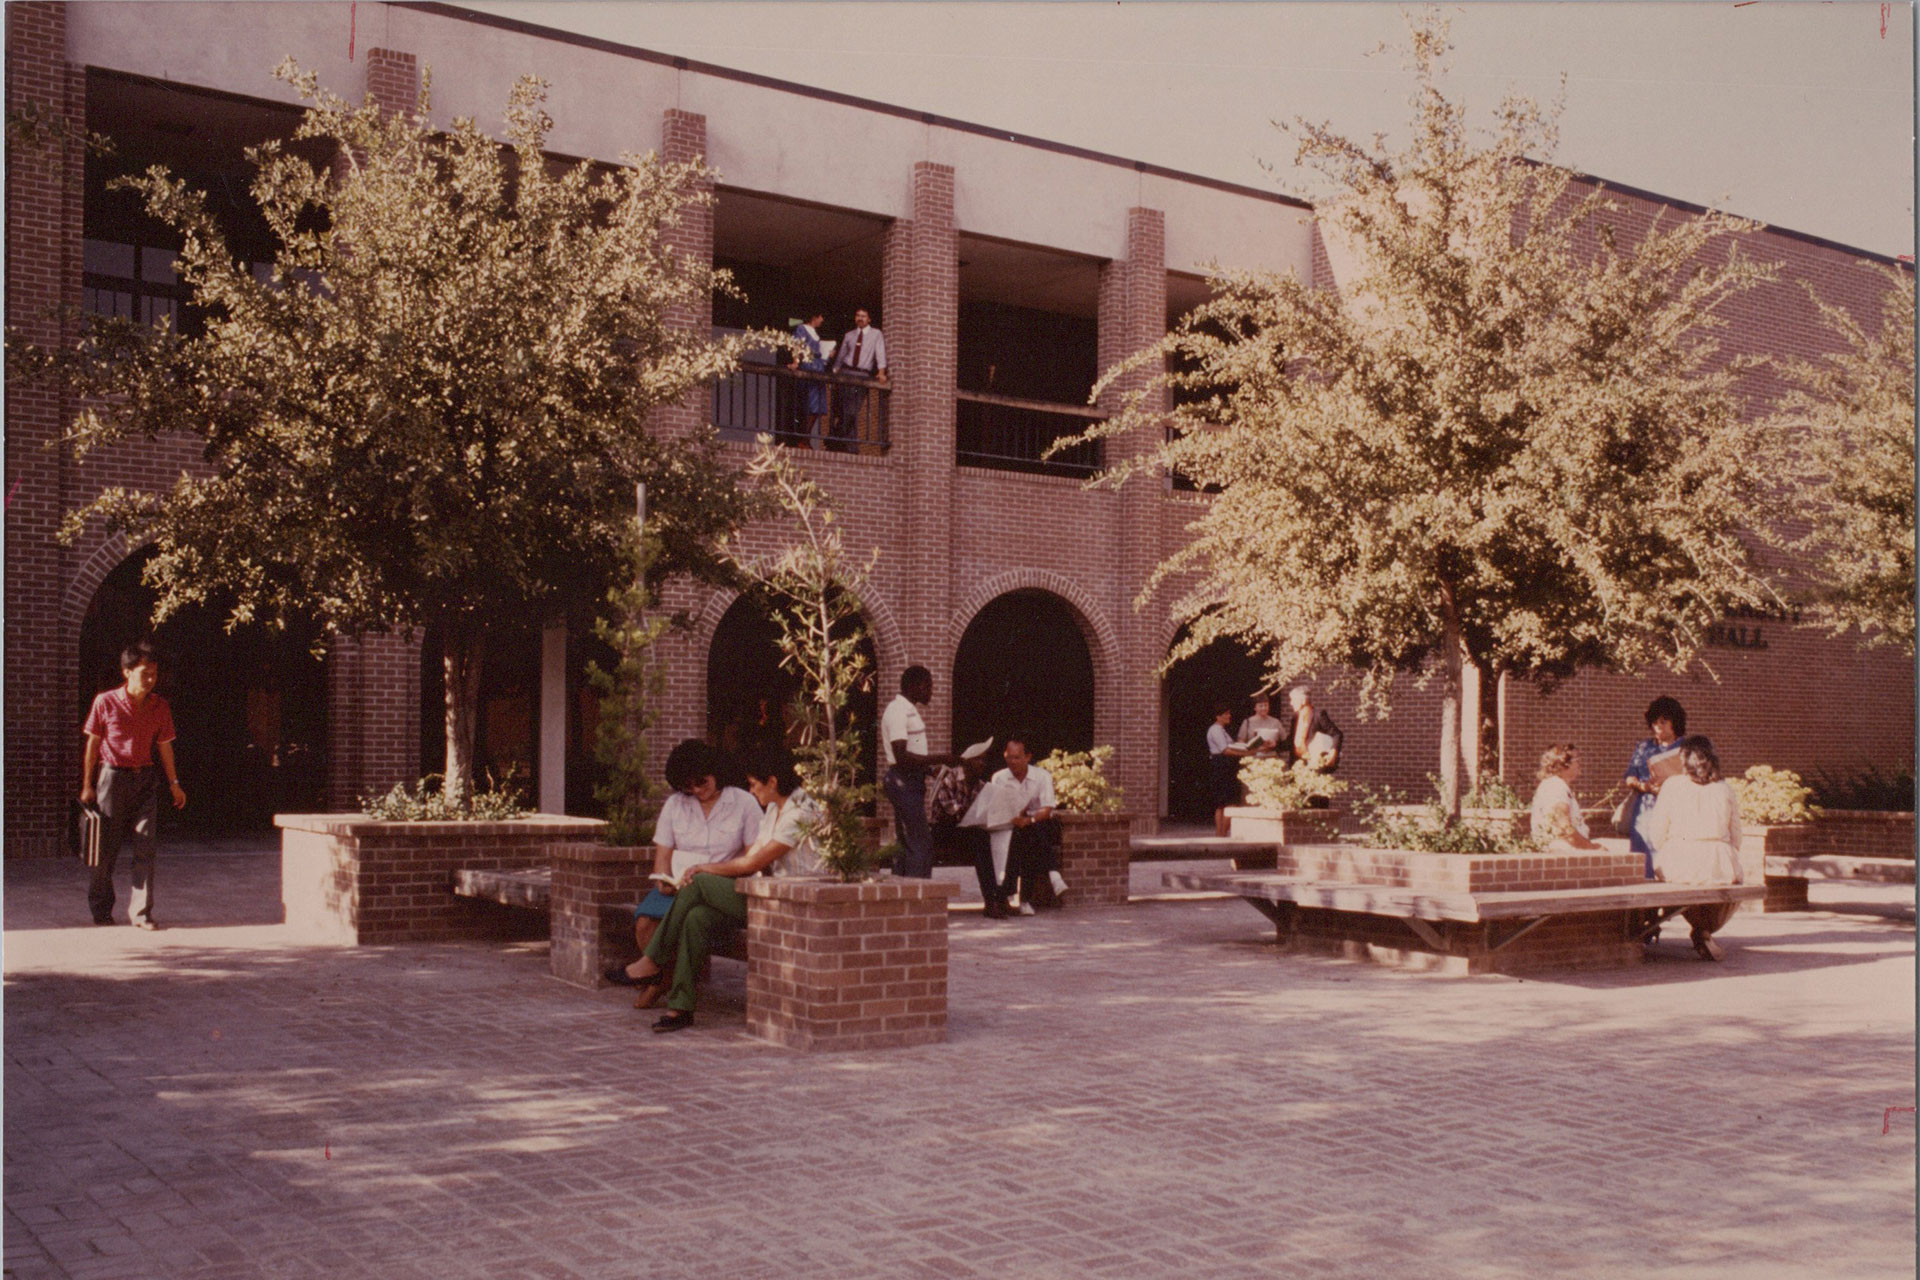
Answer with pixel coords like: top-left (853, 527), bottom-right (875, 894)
top-left (604, 965), bottom-right (664, 988)
top-left (652, 1010), bottom-right (694, 1033)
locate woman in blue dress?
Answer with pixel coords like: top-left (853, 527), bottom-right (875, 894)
top-left (793, 312), bottom-right (829, 446)
top-left (1620, 695), bottom-right (1687, 879)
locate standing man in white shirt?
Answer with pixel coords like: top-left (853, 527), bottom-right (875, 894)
top-left (829, 307), bottom-right (888, 451)
top-left (989, 735), bottom-right (1063, 914)
top-left (881, 665), bottom-right (963, 878)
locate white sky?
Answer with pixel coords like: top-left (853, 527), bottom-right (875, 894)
top-left (459, 0), bottom-right (1916, 259)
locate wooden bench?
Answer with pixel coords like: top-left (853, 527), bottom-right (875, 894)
top-left (1164, 869), bottom-right (1765, 973)
top-left (453, 866), bottom-right (751, 962)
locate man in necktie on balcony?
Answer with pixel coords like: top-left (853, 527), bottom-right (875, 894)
top-left (829, 308), bottom-right (888, 452)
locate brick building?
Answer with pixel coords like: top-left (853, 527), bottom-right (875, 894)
top-left (6, 1), bottom-right (1912, 857)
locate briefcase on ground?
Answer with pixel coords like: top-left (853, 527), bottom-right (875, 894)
top-left (76, 802), bottom-right (104, 868)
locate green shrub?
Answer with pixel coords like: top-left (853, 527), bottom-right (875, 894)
top-left (1038, 746), bottom-right (1126, 814)
top-left (1809, 764), bottom-right (1915, 812)
top-left (361, 770), bottom-right (531, 822)
top-left (1238, 757), bottom-right (1347, 812)
top-left (1362, 778), bottom-right (1540, 854)
top-left (1728, 765), bottom-right (1818, 825)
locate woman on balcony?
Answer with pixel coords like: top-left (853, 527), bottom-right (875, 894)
top-left (793, 312), bottom-right (829, 447)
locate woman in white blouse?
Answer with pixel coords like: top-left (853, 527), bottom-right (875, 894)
top-left (607, 739), bottom-right (759, 986)
top-left (1529, 744), bottom-right (1601, 851)
top-left (627, 750), bottom-right (822, 1032)
top-left (1644, 735), bottom-right (1745, 961)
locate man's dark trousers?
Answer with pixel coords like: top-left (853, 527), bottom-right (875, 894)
top-left (1008, 818), bottom-right (1063, 910)
top-left (91, 764), bottom-right (160, 924)
top-left (884, 767), bottom-right (934, 878)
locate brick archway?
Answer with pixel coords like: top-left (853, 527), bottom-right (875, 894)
top-left (690, 579), bottom-right (907, 682)
top-left (947, 568), bottom-right (1118, 685)
top-left (60, 532), bottom-right (136, 637)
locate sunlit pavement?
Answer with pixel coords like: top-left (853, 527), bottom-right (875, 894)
top-left (5, 847), bottom-right (1913, 1279)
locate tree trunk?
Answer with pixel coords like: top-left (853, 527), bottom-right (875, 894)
top-left (443, 625), bottom-right (486, 809)
top-left (1438, 604), bottom-right (1464, 820)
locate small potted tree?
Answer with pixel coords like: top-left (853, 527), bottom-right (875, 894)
top-left (550, 528), bottom-right (670, 987)
top-left (730, 444), bottom-right (956, 1051)
top-left (1037, 746), bottom-right (1133, 906)
top-left (1226, 757), bottom-right (1348, 868)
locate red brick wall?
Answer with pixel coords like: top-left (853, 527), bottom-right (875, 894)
top-left (6, 3), bottom-right (88, 856)
top-left (1056, 812), bottom-right (1132, 905)
top-left (365, 47), bottom-right (417, 115)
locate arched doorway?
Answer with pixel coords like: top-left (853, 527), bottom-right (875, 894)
top-left (1162, 633), bottom-right (1271, 823)
top-left (706, 591), bottom-right (880, 788)
top-left (77, 549), bottom-right (327, 836)
top-left (951, 589), bottom-right (1096, 761)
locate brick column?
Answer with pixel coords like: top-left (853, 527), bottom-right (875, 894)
top-left (550, 841), bottom-right (650, 987)
top-left (649, 111), bottom-right (717, 753)
top-left (5, 3), bottom-right (85, 858)
top-left (882, 162), bottom-right (959, 746)
top-left (365, 47), bottom-right (418, 115)
top-left (323, 633), bottom-right (423, 810)
top-left (1097, 208), bottom-right (1168, 817)
top-left (1056, 813), bottom-right (1134, 906)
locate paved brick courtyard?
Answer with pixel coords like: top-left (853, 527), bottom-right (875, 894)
top-left (5, 848), bottom-right (1913, 1279)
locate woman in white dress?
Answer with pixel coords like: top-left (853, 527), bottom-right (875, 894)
top-left (1528, 744), bottom-right (1601, 851)
top-left (1644, 735), bottom-right (1745, 961)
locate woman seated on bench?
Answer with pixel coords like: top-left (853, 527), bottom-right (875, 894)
top-left (606, 739), bottom-right (759, 988)
top-left (1530, 743), bottom-right (1602, 851)
top-left (628, 749), bottom-right (823, 1032)
top-left (1644, 735), bottom-right (1745, 962)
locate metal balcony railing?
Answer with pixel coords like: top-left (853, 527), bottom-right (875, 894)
top-left (954, 390), bottom-right (1104, 478)
top-left (712, 363), bottom-right (890, 454)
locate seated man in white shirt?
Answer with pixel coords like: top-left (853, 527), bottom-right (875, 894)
top-left (989, 735), bottom-right (1063, 915)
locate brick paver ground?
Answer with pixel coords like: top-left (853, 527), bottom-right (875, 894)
top-left (5, 846), bottom-right (1913, 1279)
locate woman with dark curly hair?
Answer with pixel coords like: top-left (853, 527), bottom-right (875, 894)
top-left (1645, 735), bottom-right (1745, 961)
top-left (605, 738), bottom-right (759, 987)
top-left (1619, 695), bottom-right (1686, 878)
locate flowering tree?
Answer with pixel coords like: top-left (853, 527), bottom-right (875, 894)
top-left (12, 64), bottom-right (756, 805)
top-left (1777, 267), bottom-right (1916, 654)
top-left (1083, 15), bottom-right (1786, 815)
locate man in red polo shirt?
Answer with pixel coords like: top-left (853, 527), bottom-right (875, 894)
top-left (79, 642), bottom-right (186, 928)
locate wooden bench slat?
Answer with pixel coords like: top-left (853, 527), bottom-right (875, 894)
top-left (1162, 870), bottom-right (1763, 923)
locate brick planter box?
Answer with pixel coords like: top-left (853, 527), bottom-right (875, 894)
top-left (1056, 812), bottom-right (1135, 905)
top-left (276, 813), bottom-right (602, 944)
top-left (1225, 807), bottom-right (1342, 869)
top-left (1755, 812), bottom-right (1914, 912)
top-left (740, 876), bottom-right (959, 1051)
top-left (1274, 844), bottom-right (1644, 893)
top-left (549, 843), bottom-right (650, 988)
top-left (1375, 804), bottom-right (1615, 840)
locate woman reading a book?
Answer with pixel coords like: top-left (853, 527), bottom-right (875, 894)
top-left (626, 749), bottom-right (822, 1032)
top-left (1619, 696), bottom-right (1687, 879)
top-left (605, 739), bottom-right (759, 988)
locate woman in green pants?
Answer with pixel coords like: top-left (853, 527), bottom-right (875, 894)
top-left (630, 750), bottom-right (822, 1032)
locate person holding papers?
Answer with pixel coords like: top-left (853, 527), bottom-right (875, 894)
top-left (1280, 685), bottom-right (1343, 778)
top-left (1238, 693), bottom-right (1285, 758)
top-left (987, 736), bottom-right (1062, 915)
top-left (1619, 696), bottom-right (1687, 880)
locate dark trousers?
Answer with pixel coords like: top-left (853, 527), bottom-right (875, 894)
top-left (1008, 818), bottom-right (1063, 910)
top-left (884, 768), bottom-right (933, 878)
top-left (959, 826), bottom-right (1010, 909)
top-left (91, 765), bottom-right (159, 924)
top-left (830, 382), bottom-right (868, 449)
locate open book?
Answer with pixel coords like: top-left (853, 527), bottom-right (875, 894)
top-left (648, 871), bottom-right (678, 887)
